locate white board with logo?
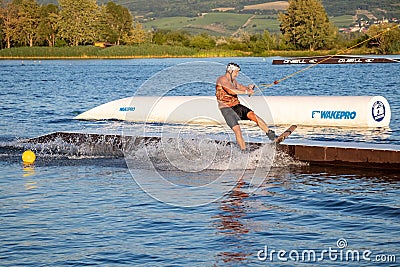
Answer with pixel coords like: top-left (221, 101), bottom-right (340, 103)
top-left (75, 95), bottom-right (391, 128)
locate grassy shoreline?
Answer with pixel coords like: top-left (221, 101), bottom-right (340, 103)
top-left (0, 45), bottom-right (396, 60)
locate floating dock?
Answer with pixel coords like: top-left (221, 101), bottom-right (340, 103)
top-left (272, 55), bottom-right (399, 65)
top-left (26, 132), bottom-right (400, 170)
top-left (279, 140), bottom-right (400, 170)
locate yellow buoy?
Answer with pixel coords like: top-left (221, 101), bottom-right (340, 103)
top-left (22, 150), bottom-right (36, 164)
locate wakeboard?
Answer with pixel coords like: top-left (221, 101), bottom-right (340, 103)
top-left (274, 125), bottom-right (297, 144)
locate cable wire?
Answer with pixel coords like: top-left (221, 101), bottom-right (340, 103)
top-left (256, 24), bottom-right (400, 93)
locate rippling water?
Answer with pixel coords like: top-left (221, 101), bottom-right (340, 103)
top-left (0, 58), bottom-right (399, 266)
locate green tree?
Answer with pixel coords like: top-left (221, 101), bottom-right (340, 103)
top-left (17, 0), bottom-right (40, 47)
top-left (0, 0), bottom-right (5, 48)
top-left (123, 21), bottom-right (147, 44)
top-left (261, 30), bottom-right (275, 50)
top-left (0, 0), bottom-right (19, 48)
top-left (58, 0), bottom-right (100, 46)
top-left (152, 30), bottom-right (191, 46)
top-left (219, 36), bottom-right (248, 51)
top-left (366, 23), bottom-right (400, 54)
top-left (152, 29), bottom-right (168, 45)
top-left (249, 30), bottom-right (276, 54)
top-left (0, 0), bottom-right (3, 45)
top-left (37, 4), bottom-right (59, 47)
top-left (189, 33), bottom-right (215, 49)
top-left (165, 30), bottom-right (191, 46)
top-left (101, 2), bottom-right (134, 45)
top-left (278, 0), bottom-right (337, 51)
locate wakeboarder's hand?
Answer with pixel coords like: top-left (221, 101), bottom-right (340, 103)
top-left (247, 84), bottom-right (255, 96)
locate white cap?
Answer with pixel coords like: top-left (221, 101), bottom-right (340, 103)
top-left (226, 62), bottom-right (241, 72)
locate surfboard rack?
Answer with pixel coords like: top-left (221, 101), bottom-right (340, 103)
top-left (25, 132), bottom-right (400, 170)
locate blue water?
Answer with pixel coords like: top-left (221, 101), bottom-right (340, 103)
top-left (1, 58), bottom-right (399, 266)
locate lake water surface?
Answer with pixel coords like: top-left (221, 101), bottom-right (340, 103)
top-left (0, 58), bottom-right (399, 266)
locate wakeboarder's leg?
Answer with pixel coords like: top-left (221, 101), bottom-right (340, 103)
top-left (247, 111), bottom-right (276, 140)
top-left (232, 125), bottom-right (246, 150)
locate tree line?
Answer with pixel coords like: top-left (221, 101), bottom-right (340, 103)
top-left (1, 0), bottom-right (399, 54)
top-left (0, 0), bottom-right (146, 48)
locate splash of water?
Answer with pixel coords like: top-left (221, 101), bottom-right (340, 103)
top-left (1, 134), bottom-right (303, 169)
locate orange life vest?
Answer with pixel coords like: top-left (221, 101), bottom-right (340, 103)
top-left (215, 84), bottom-right (240, 108)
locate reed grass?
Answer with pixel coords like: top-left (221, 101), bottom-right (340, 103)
top-left (98, 44), bottom-right (196, 57)
top-left (0, 44), bottom-right (385, 59)
top-left (0, 46), bottom-right (101, 58)
top-left (0, 45), bottom-right (198, 59)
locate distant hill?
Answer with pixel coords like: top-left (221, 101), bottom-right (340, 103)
top-left (37, 0), bottom-right (400, 19)
top-left (36, 0), bottom-right (399, 36)
top-left (115, 0), bottom-right (400, 18)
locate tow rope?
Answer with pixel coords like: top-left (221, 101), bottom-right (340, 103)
top-left (255, 24), bottom-right (400, 94)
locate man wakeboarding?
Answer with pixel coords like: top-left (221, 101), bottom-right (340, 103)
top-left (216, 62), bottom-right (276, 150)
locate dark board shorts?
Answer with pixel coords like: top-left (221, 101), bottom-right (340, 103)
top-left (220, 104), bottom-right (252, 129)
